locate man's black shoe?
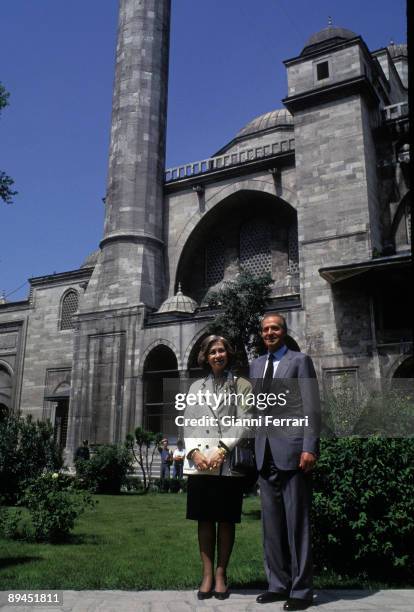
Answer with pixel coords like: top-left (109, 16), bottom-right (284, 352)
top-left (256, 591), bottom-right (288, 604)
top-left (283, 598), bottom-right (313, 610)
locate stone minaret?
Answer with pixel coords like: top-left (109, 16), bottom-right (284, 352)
top-left (83, 0), bottom-right (171, 311)
top-left (67, 0), bottom-right (171, 459)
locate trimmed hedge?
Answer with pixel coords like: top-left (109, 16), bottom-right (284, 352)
top-left (312, 437), bottom-right (414, 581)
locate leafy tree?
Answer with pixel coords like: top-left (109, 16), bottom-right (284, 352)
top-left (205, 269), bottom-right (273, 366)
top-left (125, 427), bottom-right (163, 493)
top-left (0, 82), bottom-right (17, 204)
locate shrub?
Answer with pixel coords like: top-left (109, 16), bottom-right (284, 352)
top-left (75, 444), bottom-right (133, 494)
top-left (0, 412), bottom-right (62, 505)
top-left (0, 507), bottom-right (24, 540)
top-left (22, 472), bottom-right (95, 543)
top-left (151, 478), bottom-right (170, 493)
top-left (312, 437), bottom-right (414, 581)
top-left (122, 475), bottom-right (145, 493)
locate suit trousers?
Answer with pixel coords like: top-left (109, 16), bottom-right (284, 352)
top-left (259, 440), bottom-right (313, 600)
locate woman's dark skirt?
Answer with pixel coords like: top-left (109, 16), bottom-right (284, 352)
top-left (186, 475), bottom-right (244, 523)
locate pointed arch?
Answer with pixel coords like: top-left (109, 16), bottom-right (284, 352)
top-left (173, 188), bottom-right (297, 303)
top-left (139, 339), bottom-right (180, 375)
top-left (388, 352), bottom-right (414, 379)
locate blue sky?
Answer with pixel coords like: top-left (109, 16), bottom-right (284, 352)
top-left (0, 0), bottom-right (407, 300)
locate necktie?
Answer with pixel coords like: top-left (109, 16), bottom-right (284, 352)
top-left (262, 353), bottom-right (274, 393)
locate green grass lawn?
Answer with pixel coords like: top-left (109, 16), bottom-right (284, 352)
top-left (0, 494), bottom-right (391, 590)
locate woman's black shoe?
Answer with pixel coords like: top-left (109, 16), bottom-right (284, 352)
top-left (214, 589), bottom-right (230, 600)
top-left (197, 589), bottom-right (213, 600)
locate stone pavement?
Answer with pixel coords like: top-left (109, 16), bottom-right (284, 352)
top-left (1, 589), bottom-right (413, 612)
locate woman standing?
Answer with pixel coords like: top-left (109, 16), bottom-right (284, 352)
top-left (183, 335), bottom-right (252, 600)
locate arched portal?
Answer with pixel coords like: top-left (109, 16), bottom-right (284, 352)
top-left (0, 364), bottom-right (13, 411)
top-left (54, 401), bottom-right (69, 448)
top-left (393, 356), bottom-right (414, 379)
top-left (176, 190), bottom-right (298, 303)
top-left (143, 345), bottom-right (179, 439)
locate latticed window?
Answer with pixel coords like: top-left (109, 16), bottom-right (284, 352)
top-left (240, 219), bottom-right (272, 275)
top-left (288, 223), bottom-right (299, 273)
top-left (205, 238), bottom-right (225, 287)
top-left (60, 290), bottom-right (79, 330)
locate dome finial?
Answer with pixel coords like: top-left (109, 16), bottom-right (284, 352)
top-left (177, 282), bottom-right (182, 294)
top-left (389, 38), bottom-right (395, 46)
top-left (328, 16), bottom-right (333, 27)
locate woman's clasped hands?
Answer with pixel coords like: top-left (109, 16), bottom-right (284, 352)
top-left (192, 448), bottom-right (226, 471)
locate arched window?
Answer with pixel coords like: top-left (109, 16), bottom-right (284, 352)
top-left (60, 290), bottom-right (79, 330)
top-left (240, 219), bottom-right (272, 275)
top-left (143, 345), bottom-right (179, 439)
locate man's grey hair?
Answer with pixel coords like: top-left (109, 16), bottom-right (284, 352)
top-left (260, 312), bottom-right (288, 332)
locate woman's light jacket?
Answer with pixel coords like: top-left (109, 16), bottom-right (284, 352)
top-left (183, 371), bottom-right (253, 477)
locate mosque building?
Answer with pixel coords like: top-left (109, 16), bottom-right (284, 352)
top-left (0, 0), bottom-right (410, 460)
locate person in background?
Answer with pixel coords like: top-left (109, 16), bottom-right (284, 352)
top-left (74, 439), bottom-right (90, 462)
top-left (173, 439), bottom-right (186, 479)
top-left (158, 437), bottom-right (173, 480)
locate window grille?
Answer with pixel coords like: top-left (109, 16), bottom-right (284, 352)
top-left (240, 219), bottom-right (272, 276)
top-left (205, 238), bottom-right (225, 287)
top-left (288, 223), bottom-right (299, 274)
top-left (60, 291), bottom-right (79, 330)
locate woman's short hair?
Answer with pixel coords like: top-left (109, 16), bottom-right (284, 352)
top-left (197, 335), bottom-right (236, 369)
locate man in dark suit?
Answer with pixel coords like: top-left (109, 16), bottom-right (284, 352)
top-left (250, 313), bottom-right (320, 611)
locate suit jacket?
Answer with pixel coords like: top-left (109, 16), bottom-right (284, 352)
top-left (250, 348), bottom-right (320, 470)
top-left (183, 372), bottom-right (252, 477)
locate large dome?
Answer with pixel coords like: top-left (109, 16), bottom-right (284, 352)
top-left (236, 108), bottom-right (293, 139)
top-left (301, 25), bottom-right (358, 55)
top-left (81, 249), bottom-right (99, 268)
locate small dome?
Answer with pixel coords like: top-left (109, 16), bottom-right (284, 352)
top-left (157, 284), bottom-right (198, 314)
top-left (236, 108), bottom-right (293, 139)
top-left (387, 42), bottom-right (407, 58)
top-left (301, 25), bottom-right (358, 55)
top-left (81, 250), bottom-right (99, 268)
